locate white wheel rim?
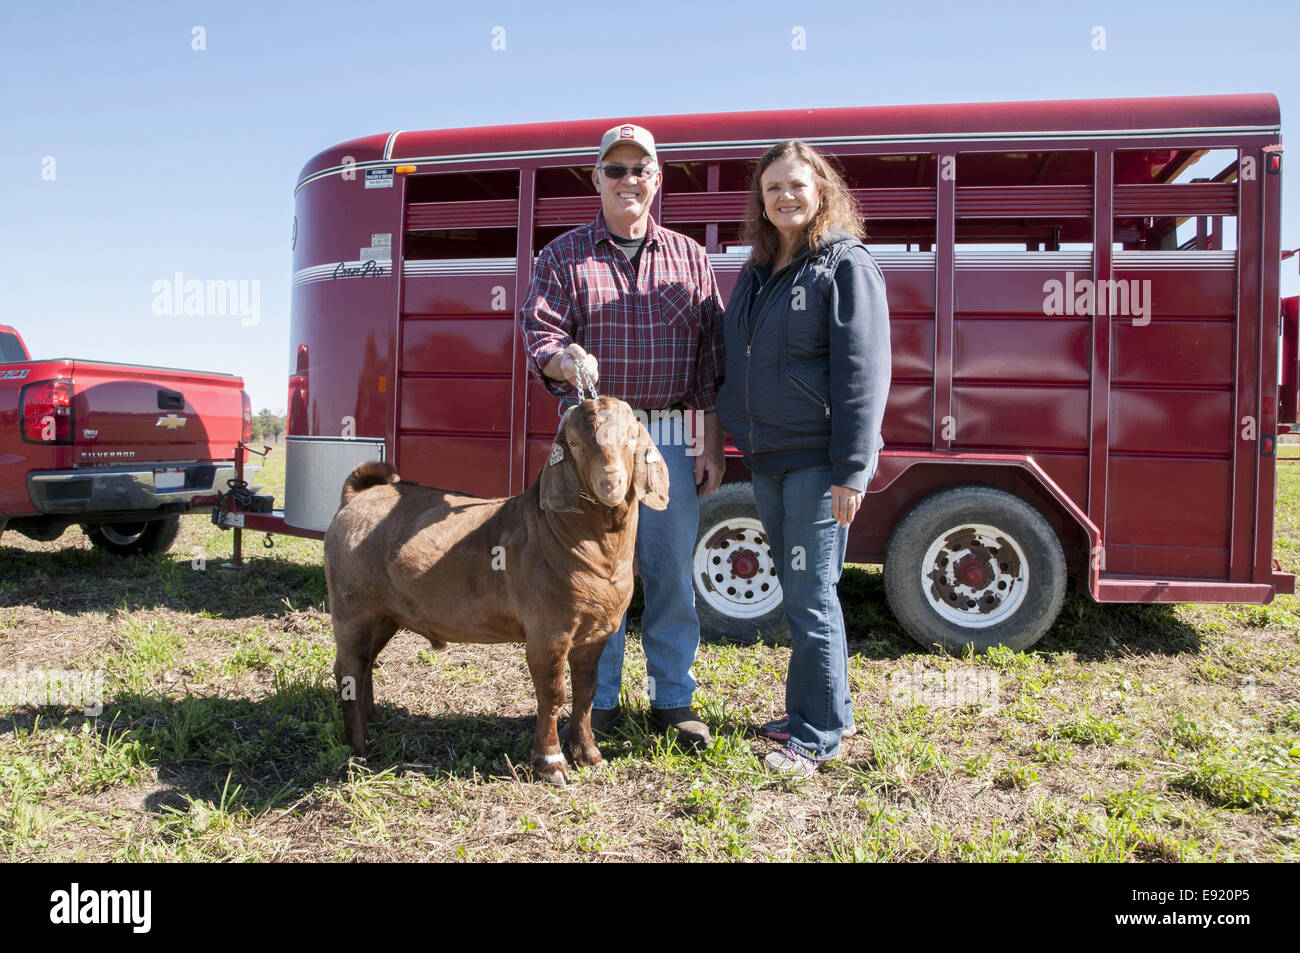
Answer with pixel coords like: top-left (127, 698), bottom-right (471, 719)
top-left (693, 516), bottom-right (782, 620)
top-left (920, 522), bottom-right (1029, 629)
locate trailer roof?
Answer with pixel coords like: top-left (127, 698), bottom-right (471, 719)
top-left (298, 93), bottom-right (1281, 186)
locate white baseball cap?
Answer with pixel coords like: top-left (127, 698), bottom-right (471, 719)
top-left (597, 123), bottom-right (657, 163)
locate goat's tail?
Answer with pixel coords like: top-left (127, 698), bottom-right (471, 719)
top-left (340, 461), bottom-right (400, 508)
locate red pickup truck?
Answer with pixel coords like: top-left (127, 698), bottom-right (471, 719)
top-left (0, 325), bottom-right (251, 555)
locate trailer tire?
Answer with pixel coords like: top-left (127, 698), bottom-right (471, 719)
top-left (884, 486), bottom-right (1065, 654)
top-left (692, 482), bottom-right (786, 643)
top-left (83, 515), bottom-right (181, 557)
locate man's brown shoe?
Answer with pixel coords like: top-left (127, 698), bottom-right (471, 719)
top-left (651, 707), bottom-right (712, 750)
top-left (590, 706), bottom-right (624, 736)
top-left (559, 705), bottom-right (623, 747)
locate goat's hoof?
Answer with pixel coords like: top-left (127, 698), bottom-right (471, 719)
top-left (568, 743), bottom-right (603, 768)
top-left (533, 752), bottom-right (570, 786)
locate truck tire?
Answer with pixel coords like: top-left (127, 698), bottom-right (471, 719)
top-left (884, 486), bottom-right (1066, 654)
top-left (692, 482), bottom-right (786, 643)
top-left (83, 515), bottom-right (181, 557)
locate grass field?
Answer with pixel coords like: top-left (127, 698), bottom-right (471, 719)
top-left (2, 445), bottom-right (1298, 862)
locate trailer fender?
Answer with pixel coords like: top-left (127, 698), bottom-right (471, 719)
top-left (868, 451), bottom-right (1103, 597)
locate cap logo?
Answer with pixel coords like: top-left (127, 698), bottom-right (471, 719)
top-left (619, 125), bottom-right (635, 138)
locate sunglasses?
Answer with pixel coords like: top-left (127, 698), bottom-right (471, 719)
top-left (597, 161), bottom-right (658, 180)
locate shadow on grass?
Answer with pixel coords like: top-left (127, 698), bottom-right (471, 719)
top-left (1038, 590), bottom-right (1203, 661)
top-left (1, 683), bottom-right (583, 814)
top-left (0, 544), bottom-right (327, 620)
top-left (701, 565), bottom-right (1205, 663)
top-left (0, 677), bottom-right (743, 817)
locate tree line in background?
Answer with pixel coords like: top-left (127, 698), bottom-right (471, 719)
top-left (251, 409), bottom-right (286, 443)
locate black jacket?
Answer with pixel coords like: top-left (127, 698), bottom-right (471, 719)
top-left (715, 229), bottom-right (891, 492)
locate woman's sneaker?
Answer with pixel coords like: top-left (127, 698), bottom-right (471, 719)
top-left (757, 717), bottom-right (857, 743)
top-left (763, 746), bottom-right (821, 779)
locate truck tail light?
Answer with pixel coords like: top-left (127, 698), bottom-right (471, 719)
top-left (241, 390), bottom-right (252, 444)
top-left (20, 378), bottom-right (73, 444)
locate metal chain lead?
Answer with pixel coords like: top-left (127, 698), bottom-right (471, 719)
top-left (573, 357), bottom-right (598, 402)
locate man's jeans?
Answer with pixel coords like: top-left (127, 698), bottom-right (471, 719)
top-left (594, 413), bottom-right (700, 711)
top-left (751, 464), bottom-right (853, 761)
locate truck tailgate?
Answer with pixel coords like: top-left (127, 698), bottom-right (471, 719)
top-left (68, 360), bottom-right (244, 464)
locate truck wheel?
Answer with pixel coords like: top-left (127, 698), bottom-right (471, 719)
top-left (884, 486), bottom-right (1066, 654)
top-left (83, 515), bottom-right (181, 557)
top-left (692, 482), bottom-right (785, 643)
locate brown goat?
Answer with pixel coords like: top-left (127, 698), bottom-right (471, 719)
top-left (323, 397), bottom-right (670, 784)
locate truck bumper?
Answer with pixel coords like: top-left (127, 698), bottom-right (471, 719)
top-left (27, 463), bottom-right (258, 515)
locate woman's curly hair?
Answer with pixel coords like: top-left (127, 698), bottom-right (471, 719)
top-left (740, 140), bottom-right (865, 268)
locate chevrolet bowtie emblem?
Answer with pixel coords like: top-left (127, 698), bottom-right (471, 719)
top-left (156, 414), bottom-right (188, 430)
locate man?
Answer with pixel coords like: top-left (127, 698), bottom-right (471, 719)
top-left (519, 122), bottom-right (725, 749)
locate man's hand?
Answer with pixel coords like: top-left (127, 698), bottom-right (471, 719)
top-left (831, 484), bottom-right (863, 526)
top-left (543, 343), bottom-right (599, 390)
top-left (694, 411), bottom-right (725, 497)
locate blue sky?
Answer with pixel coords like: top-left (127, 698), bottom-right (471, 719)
top-left (2, 0), bottom-right (1298, 411)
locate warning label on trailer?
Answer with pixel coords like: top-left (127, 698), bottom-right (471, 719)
top-left (364, 168), bottom-right (394, 189)
top-left (361, 231), bottom-right (393, 261)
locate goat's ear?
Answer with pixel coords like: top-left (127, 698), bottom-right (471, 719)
top-left (633, 424), bottom-right (670, 511)
top-left (539, 440), bottom-right (581, 512)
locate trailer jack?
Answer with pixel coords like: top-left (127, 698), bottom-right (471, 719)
top-left (213, 441), bottom-right (275, 570)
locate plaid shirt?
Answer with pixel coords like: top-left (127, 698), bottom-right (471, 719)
top-left (519, 213), bottom-right (724, 414)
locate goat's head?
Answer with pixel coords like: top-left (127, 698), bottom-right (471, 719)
top-left (540, 397), bottom-right (670, 513)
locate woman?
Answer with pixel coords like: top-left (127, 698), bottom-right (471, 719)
top-left (715, 141), bottom-right (891, 777)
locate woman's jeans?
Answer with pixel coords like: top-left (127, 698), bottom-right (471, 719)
top-left (751, 464), bottom-right (853, 761)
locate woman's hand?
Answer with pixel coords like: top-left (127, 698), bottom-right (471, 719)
top-left (830, 484), bottom-right (862, 526)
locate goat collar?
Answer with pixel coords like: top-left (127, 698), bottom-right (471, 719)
top-left (577, 490), bottom-right (633, 514)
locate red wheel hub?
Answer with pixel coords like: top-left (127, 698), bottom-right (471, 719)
top-left (730, 549), bottom-right (760, 579)
top-left (955, 556), bottom-right (991, 588)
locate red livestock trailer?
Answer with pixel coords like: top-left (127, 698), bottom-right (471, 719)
top-left (216, 92), bottom-right (1296, 651)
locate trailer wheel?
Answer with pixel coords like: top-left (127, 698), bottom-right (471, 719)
top-left (692, 482), bottom-right (785, 643)
top-left (83, 515), bottom-right (181, 557)
top-left (884, 486), bottom-right (1065, 654)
